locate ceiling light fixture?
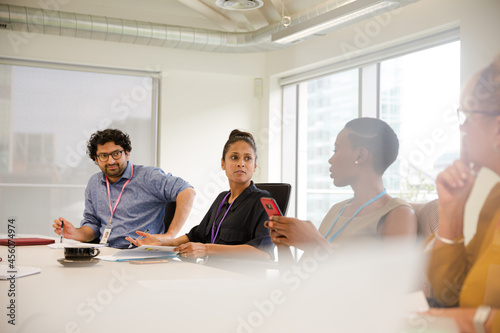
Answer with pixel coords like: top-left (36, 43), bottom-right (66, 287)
top-left (215, 0), bottom-right (264, 11)
top-left (280, 0), bottom-right (291, 27)
top-left (272, 0), bottom-right (400, 44)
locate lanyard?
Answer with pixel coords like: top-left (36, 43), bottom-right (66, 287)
top-left (105, 164), bottom-right (134, 225)
top-left (211, 192), bottom-right (235, 244)
top-left (324, 188), bottom-right (387, 243)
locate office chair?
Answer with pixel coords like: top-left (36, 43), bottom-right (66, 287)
top-left (85, 201), bottom-right (177, 245)
top-left (87, 237), bottom-right (100, 244)
top-left (410, 199), bottom-right (439, 304)
top-left (163, 184), bottom-right (291, 241)
top-left (164, 201), bottom-right (177, 232)
top-left (254, 183), bottom-right (295, 267)
top-left (164, 184), bottom-right (291, 232)
top-left (254, 183), bottom-right (291, 216)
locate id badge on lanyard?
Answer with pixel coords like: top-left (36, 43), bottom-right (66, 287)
top-left (100, 227), bottom-right (112, 244)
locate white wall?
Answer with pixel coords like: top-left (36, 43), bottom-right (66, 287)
top-left (160, 69), bottom-right (266, 229)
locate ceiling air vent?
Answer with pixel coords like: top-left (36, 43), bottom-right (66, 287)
top-left (215, 0), bottom-right (264, 11)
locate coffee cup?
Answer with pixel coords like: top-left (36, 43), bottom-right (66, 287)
top-left (64, 246), bottom-right (100, 260)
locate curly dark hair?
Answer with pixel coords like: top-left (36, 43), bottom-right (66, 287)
top-left (87, 129), bottom-right (132, 161)
top-left (344, 118), bottom-right (399, 175)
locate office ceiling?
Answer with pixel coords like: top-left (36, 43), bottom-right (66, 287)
top-left (0, 0), bottom-right (419, 52)
top-left (1, 0), bottom-right (328, 33)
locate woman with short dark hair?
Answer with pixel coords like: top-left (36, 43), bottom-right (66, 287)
top-left (266, 117), bottom-right (417, 252)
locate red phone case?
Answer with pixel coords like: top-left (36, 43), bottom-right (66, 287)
top-left (260, 197), bottom-right (283, 217)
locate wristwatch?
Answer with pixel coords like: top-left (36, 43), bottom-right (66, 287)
top-left (473, 305), bottom-right (491, 333)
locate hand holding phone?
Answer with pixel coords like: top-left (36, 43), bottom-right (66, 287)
top-left (260, 197), bottom-right (283, 217)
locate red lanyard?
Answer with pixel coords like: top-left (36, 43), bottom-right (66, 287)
top-left (105, 164), bottom-right (134, 225)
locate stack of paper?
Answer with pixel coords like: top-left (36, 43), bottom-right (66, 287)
top-left (0, 266), bottom-right (41, 279)
top-left (98, 245), bottom-right (178, 262)
top-left (48, 242), bottom-right (108, 249)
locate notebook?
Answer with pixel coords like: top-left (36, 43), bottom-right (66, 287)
top-left (0, 238), bottom-right (55, 246)
top-left (98, 245), bottom-right (178, 261)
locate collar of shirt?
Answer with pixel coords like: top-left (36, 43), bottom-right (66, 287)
top-left (100, 161), bottom-right (132, 184)
top-left (223, 181), bottom-right (257, 211)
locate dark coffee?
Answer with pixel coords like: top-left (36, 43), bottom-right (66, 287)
top-left (64, 246), bottom-right (100, 260)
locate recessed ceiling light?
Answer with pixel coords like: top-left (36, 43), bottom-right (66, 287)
top-left (215, 0), bottom-right (264, 11)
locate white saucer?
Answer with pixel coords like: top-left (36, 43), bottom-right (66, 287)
top-left (57, 257), bottom-right (100, 267)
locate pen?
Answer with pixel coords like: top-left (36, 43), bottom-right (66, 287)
top-left (128, 228), bottom-right (149, 248)
top-left (60, 221), bottom-right (64, 243)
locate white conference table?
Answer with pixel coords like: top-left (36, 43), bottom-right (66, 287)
top-left (0, 238), bottom-right (459, 333)
top-left (0, 242), bottom-right (271, 333)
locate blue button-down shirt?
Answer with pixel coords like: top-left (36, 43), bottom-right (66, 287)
top-left (81, 162), bottom-right (192, 248)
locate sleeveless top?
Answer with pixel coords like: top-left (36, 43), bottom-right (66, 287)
top-left (318, 197), bottom-right (412, 243)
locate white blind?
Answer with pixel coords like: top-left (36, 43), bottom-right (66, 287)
top-left (0, 60), bottom-right (159, 235)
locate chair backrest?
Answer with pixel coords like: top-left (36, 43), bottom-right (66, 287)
top-left (410, 199), bottom-right (439, 301)
top-left (162, 183), bottom-right (292, 231)
top-left (254, 183), bottom-right (292, 216)
top-left (164, 201), bottom-right (177, 232)
top-left (410, 199), bottom-right (439, 238)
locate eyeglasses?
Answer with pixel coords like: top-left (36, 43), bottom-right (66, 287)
top-left (456, 108), bottom-right (499, 126)
top-left (96, 150), bottom-right (124, 162)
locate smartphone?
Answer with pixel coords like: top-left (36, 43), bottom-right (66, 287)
top-left (260, 197), bottom-right (283, 217)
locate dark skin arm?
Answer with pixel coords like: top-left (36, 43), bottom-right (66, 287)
top-left (265, 216), bottom-right (330, 251)
top-left (266, 205), bottom-right (417, 252)
top-left (377, 205), bottom-right (418, 239)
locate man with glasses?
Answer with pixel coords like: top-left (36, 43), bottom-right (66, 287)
top-left (53, 129), bottom-right (195, 248)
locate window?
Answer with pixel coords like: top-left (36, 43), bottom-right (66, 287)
top-left (282, 41), bottom-right (460, 226)
top-left (0, 62), bottom-right (159, 234)
top-left (299, 69), bottom-right (359, 225)
top-left (380, 42), bottom-right (461, 203)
